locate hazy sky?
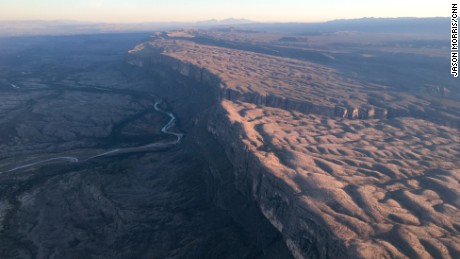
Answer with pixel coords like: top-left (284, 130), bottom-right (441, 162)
top-left (0, 0), bottom-right (450, 23)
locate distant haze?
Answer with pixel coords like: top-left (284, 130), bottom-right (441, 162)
top-left (0, 0), bottom-right (450, 23)
top-left (0, 18), bottom-right (448, 37)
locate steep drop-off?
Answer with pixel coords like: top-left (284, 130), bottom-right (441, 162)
top-left (129, 36), bottom-right (460, 128)
top-left (128, 35), bottom-right (460, 259)
top-left (0, 34), bottom-right (295, 258)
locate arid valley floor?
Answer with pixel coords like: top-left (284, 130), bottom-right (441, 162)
top-left (0, 18), bottom-right (459, 258)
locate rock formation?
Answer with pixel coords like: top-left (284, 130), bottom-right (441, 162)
top-left (128, 32), bottom-right (460, 258)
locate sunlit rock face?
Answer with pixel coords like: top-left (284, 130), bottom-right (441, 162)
top-left (1, 24), bottom-right (458, 259)
top-left (129, 30), bottom-right (460, 259)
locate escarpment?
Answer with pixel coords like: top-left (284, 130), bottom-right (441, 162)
top-left (212, 100), bottom-right (460, 259)
top-left (128, 41), bottom-right (389, 121)
top-left (128, 35), bottom-right (460, 259)
top-left (206, 104), bottom-right (351, 258)
top-left (128, 37), bottom-right (459, 127)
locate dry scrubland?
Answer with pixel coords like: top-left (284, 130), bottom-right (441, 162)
top-left (146, 37), bottom-right (459, 126)
top-left (130, 31), bottom-right (460, 258)
top-left (0, 34), bottom-right (280, 258)
top-left (223, 100), bottom-right (460, 258)
top-left (151, 39), bottom-right (387, 117)
top-left (0, 90), bottom-right (158, 163)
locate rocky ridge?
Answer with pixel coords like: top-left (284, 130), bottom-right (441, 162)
top-left (129, 37), bottom-right (460, 127)
top-left (128, 35), bottom-right (460, 258)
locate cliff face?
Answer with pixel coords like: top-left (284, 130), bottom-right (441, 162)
top-left (128, 48), bottom-right (352, 258)
top-left (128, 42), bottom-right (460, 259)
top-left (130, 38), bottom-right (460, 128)
top-left (129, 42), bottom-right (460, 127)
top-left (221, 88), bottom-right (389, 120)
top-left (207, 107), bottom-right (350, 258)
top-left (130, 48), bottom-right (387, 121)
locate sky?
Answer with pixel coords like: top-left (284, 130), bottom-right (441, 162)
top-left (0, 0), bottom-right (451, 23)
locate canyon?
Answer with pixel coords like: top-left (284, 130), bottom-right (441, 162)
top-left (127, 30), bottom-right (460, 258)
top-left (0, 34), bottom-right (291, 258)
top-left (0, 19), bottom-right (458, 259)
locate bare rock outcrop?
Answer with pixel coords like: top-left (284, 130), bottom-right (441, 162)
top-left (128, 35), bottom-right (460, 258)
top-left (207, 100), bottom-right (460, 259)
top-left (128, 40), bottom-right (392, 121)
top-left (128, 37), bottom-right (460, 127)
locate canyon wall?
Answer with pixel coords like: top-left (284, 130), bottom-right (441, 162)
top-left (128, 50), bottom-right (352, 258)
top-left (128, 48), bottom-right (387, 121)
top-left (128, 52), bottom-right (295, 258)
top-left (207, 107), bottom-right (350, 258)
top-left (128, 47), bottom-right (460, 259)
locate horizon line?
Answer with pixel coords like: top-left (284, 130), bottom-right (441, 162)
top-left (0, 16), bottom-right (448, 25)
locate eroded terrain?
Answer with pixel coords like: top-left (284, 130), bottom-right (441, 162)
top-left (0, 21), bottom-right (458, 259)
top-left (219, 100), bottom-right (460, 258)
top-left (133, 33), bottom-right (459, 128)
top-left (0, 34), bottom-right (290, 258)
top-left (129, 28), bottom-right (460, 258)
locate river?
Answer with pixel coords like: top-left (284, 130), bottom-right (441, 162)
top-left (3, 100), bottom-right (183, 173)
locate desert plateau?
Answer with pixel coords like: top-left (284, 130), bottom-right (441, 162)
top-left (0, 16), bottom-right (458, 258)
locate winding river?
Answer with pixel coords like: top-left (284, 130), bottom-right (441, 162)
top-left (3, 100), bottom-right (183, 173)
top-left (154, 101), bottom-right (184, 143)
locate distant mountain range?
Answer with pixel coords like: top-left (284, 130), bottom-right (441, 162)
top-left (239, 17), bottom-right (448, 34)
top-left (195, 18), bottom-right (254, 25)
top-left (0, 18), bottom-right (256, 36)
top-left (0, 17), bottom-right (448, 36)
